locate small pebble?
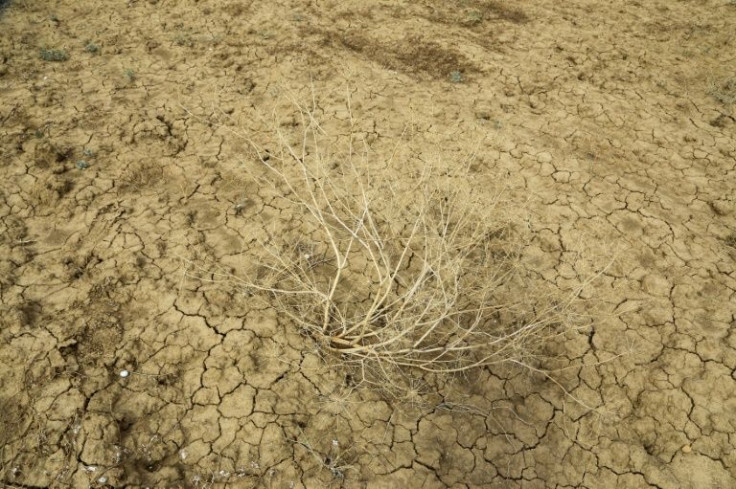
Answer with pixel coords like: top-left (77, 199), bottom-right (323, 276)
top-left (98, 475), bottom-right (108, 484)
top-left (119, 369), bottom-right (130, 378)
top-left (682, 445), bottom-right (692, 453)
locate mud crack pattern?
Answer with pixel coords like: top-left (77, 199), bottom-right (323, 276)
top-left (1, 0), bottom-right (735, 487)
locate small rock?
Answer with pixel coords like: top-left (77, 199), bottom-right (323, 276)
top-left (682, 445), bottom-right (692, 454)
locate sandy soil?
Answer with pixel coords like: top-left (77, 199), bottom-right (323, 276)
top-left (1, 0), bottom-right (735, 487)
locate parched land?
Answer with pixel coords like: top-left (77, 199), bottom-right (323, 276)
top-left (1, 0), bottom-right (735, 487)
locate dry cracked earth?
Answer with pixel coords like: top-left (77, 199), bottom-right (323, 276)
top-left (1, 0), bottom-right (735, 488)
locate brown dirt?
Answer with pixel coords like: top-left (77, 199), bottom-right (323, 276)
top-left (1, 0), bottom-right (735, 488)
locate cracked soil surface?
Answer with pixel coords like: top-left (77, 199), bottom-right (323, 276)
top-left (1, 0), bottom-right (735, 487)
